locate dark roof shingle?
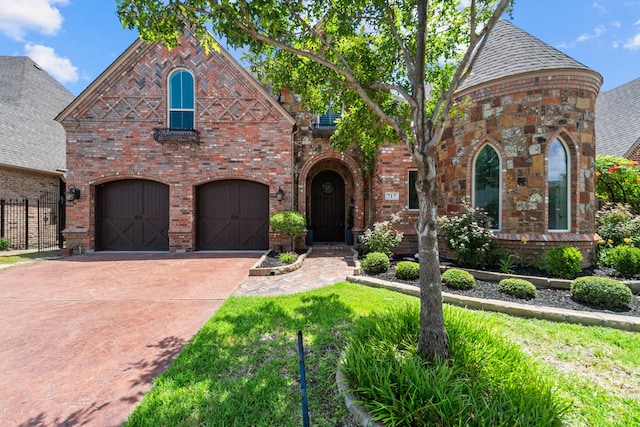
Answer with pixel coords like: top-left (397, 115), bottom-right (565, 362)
top-left (460, 20), bottom-right (598, 92)
top-left (595, 77), bottom-right (640, 158)
top-left (0, 56), bottom-right (74, 174)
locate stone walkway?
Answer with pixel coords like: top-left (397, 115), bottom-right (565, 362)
top-left (234, 244), bottom-right (357, 296)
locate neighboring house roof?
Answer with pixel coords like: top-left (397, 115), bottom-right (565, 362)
top-left (595, 77), bottom-right (640, 158)
top-left (0, 56), bottom-right (74, 174)
top-left (459, 20), bottom-right (601, 93)
top-left (56, 35), bottom-right (295, 127)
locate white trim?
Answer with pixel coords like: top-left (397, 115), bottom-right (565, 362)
top-left (472, 143), bottom-right (502, 230)
top-left (167, 68), bottom-right (195, 128)
top-left (547, 137), bottom-right (571, 232)
top-left (407, 169), bottom-right (419, 211)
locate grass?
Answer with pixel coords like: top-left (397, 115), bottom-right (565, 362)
top-left (342, 304), bottom-right (568, 426)
top-left (0, 250), bottom-right (60, 264)
top-left (124, 282), bottom-right (640, 426)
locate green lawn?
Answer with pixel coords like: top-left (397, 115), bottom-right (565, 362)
top-left (123, 282), bottom-right (640, 426)
top-left (0, 250), bottom-right (59, 264)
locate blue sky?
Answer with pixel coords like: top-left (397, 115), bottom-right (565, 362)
top-left (0, 1), bottom-right (639, 96)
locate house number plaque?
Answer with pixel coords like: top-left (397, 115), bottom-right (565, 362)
top-left (385, 192), bottom-right (400, 201)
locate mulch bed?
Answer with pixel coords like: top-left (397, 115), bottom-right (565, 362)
top-left (363, 260), bottom-right (640, 318)
top-left (256, 250), bottom-right (307, 269)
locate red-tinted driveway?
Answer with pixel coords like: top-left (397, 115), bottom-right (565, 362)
top-left (0, 252), bottom-right (259, 426)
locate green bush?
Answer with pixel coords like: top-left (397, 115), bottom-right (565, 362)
top-left (277, 251), bottom-right (297, 264)
top-left (544, 246), bottom-right (583, 279)
top-left (607, 245), bottom-right (640, 278)
top-left (0, 238), bottom-right (9, 251)
top-left (498, 278), bottom-right (537, 299)
top-left (360, 251), bottom-right (390, 274)
top-left (442, 268), bottom-right (475, 290)
top-left (438, 206), bottom-right (495, 269)
top-left (395, 261), bottom-right (420, 280)
top-left (269, 210), bottom-right (306, 251)
top-left (571, 276), bottom-right (633, 309)
top-left (596, 203), bottom-right (640, 247)
top-left (362, 213), bottom-right (404, 257)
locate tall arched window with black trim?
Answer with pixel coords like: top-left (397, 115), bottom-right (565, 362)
top-left (473, 144), bottom-right (500, 229)
top-left (168, 69), bottom-right (194, 129)
top-left (548, 138), bottom-right (570, 231)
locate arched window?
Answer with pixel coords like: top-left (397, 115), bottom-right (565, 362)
top-left (473, 144), bottom-right (500, 229)
top-left (168, 69), bottom-right (194, 129)
top-left (548, 138), bottom-right (570, 231)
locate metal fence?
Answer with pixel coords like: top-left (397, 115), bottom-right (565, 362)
top-left (0, 191), bottom-right (65, 252)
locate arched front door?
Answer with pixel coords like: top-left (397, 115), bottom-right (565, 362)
top-left (310, 170), bottom-right (345, 242)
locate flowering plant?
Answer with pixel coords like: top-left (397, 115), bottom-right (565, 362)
top-left (362, 213), bottom-right (404, 257)
top-left (595, 203), bottom-right (640, 248)
top-left (596, 155), bottom-right (640, 212)
top-left (438, 205), bottom-right (495, 268)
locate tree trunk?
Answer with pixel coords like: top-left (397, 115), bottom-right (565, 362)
top-left (415, 147), bottom-right (449, 362)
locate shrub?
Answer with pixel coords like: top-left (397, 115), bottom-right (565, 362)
top-left (595, 203), bottom-right (640, 248)
top-left (395, 261), bottom-right (420, 280)
top-left (498, 278), bottom-right (537, 300)
top-left (0, 238), bottom-right (9, 251)
top-left (596, 156), bottom-right (640, 213)
top-left (360, 251), bottom-right (390, 274)
top-left (277, 251), bottom-right (297, 264)
top-left (442, 268), bottom-right (475, 290)
top-left (571, 276), bottom-right (633, 309)
top-left (607, 245), bottom-right (640, 278)
top-left (544, 246), bottom-right (583, 279)
top-left (362, 213), bottom-right (404, 257)
top-left (438, 206), bottom-right (495, 269)
top-left (269, 211), bottom-right (306, 251)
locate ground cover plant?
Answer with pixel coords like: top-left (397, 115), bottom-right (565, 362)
top-left (341, 304), bottom-right (568, 426)
top-left (124, 283), bottom-right (640, 426)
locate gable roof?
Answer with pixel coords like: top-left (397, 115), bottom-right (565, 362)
top-left (595, 77), bottom-right (640, 158)
top-left (0, 56), bottom-right (74, 174)
top-left (56, 35), bottom-right (295, 126)
top-left (459, 20), bottom-right (601, 93)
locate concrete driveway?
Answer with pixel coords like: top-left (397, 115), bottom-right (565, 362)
top-left (0, 252), bottom-right (260, 426)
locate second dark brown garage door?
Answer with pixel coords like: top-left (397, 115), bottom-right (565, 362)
top-left (196, 180), bottom-right (269, 250)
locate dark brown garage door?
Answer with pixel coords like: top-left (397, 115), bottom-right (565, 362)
top-left (96, 180), bottom-right (169, 251)
top-left (197, 180), bottom-right (269, 250)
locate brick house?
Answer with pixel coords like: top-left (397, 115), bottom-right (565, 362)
top-left (0, 56), bottom-right (74, 249)
top-left (58, 21), bottom-right (602, 262)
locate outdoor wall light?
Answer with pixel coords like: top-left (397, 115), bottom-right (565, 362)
top-left (276, 186), bottom-right (285, 202)
top-left (65, 185), bottom-right (81, 202)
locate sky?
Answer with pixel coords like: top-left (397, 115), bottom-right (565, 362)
top-left (0, 1), bottom-right (639, 96)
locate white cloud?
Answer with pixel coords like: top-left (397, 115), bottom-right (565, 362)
top-left (592, 1), bottom-right (607, 13)
top-left (0, 0), bottom-right (68, 40)
top-left (576, 25), bottom-right (605, 42)
top-left (612, 21), bottom-right (621, 28)
top-left (635, 19), bottom-right (640, 26)
top-left (25, 43), bottom-right (78, 83)
top-left (623, 33), bottom-right (640, 50)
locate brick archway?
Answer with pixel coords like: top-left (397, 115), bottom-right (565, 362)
top-left (298, 151), bottom-right (365, 233)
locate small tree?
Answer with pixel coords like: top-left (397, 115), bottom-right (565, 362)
top-left (270, 211), bottom-right (306, 251)
top-left (117, 0), bottom-right (515, 362)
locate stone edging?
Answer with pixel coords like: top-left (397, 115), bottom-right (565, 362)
top-left (346, 275), bottom-right (640, 332)
top-left (335, 368), bottom-right (384, 427)
top-left (248, 247), bottom-right (312, 276)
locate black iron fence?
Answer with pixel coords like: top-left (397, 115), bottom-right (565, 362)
top-left (0, 192), bottom-right (65, 252)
